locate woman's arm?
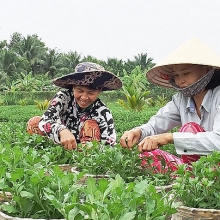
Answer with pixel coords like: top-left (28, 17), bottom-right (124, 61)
top-left (38, 90), bottom-right (70, 144)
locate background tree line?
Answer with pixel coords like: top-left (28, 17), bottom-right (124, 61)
top-left (0, 32), bottom-right (175, 109)
top-left (0, 32), bottom-right (156, 92)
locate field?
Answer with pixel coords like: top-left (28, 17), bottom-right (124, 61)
top-left (0, 103), bottom-right (178, 219)
top-left (0, 103), bottom-right (176, 154)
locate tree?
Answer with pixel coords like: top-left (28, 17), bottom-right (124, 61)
top-left (0, 49), bottom-right (20, 79)
top-left (8, 33), bottom-right (47, 76)
top-left (134, 53), bottom-right (155, 72)
top-left (104, 58), bottom-right (125, 76)
top-left (60, 51), bottom-right (82, 73)
top-left (82, 55), bottom-right (99, 64)
top-left (44, 49), bottom-right (62, 78)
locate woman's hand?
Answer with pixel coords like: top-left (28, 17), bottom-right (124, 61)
top-left (59, 129), bottom-right (78, 150)
top-left (137, 133), bottom-right (173, 152)
top-left (120, 128), bottom-right (142, 149)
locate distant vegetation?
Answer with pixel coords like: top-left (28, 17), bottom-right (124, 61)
top-left (0, 31), bottom-right (177, 125)
top-left (0, 32), bottom-right (155, 91)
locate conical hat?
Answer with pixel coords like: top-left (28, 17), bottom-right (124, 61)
top-left (146, 38), bottom-right (220, 88)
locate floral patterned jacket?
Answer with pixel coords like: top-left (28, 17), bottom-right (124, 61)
top-left (38, 89), bottom-right (116, 145)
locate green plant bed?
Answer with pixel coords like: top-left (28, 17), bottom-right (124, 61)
top-left (172, 151), bottom-right (220, 209)
top-left (0, 109), bottom-right (178, 219)
top-left (171, 151), bottom-right (220, 219)
top-left (0, 105), bottom-right (44, 122)
top-left (62, 142), bottom-right (176, 186)
top-left (0, 173), bottom-right (177, 219)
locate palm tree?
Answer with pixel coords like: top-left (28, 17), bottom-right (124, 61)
top-left (44, 49), bottom-right (63, 78)
top-left (0, 71), bottom-right (7, 91)
top-left (82, 55), bottom-right (99, 64)
top-left (60, 51), bottom-right (82, 73)
top-left (8, 33), bottom-right (47, 76)
top-left (134, 53), bottom-right (155, 72)
top-left (0, 49), bottom-right (20, 79)
top-left (104, 58), bottom-right (125, 76)
top-left (0, 40), bottom-right (7, 51)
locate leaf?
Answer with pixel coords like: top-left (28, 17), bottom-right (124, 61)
top-left (0, 179), bottom-right (8, 190)
top-left (0, 203), bottom-right (18, 214)
top-left (67, 207), bottom-right (83, 220)
top-left (119, 211), bottom-right (136, 220)
top-left (20, 190), bottom-right (34, 198)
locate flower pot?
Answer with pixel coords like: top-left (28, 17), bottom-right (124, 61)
top-left (171, 205), bottom-right (220, 220)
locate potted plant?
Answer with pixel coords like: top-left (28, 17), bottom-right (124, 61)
top-left (171, 150), bottom-right (220, 219)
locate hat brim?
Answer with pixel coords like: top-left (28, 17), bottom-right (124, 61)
top-left (53, 70), bottom-right (122, 91)
top-left (146, 38), bottom-right (220, 88)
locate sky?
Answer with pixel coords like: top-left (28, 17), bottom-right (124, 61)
top-left (1, 0), bottom-right (220, 63)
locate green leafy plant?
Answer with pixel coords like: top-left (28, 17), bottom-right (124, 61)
top-left (172, 151), bottom-right (220, 209)
top-left (0, 99), bottom-right (4, 106)
top-left (18, 98), bottom-right (27, 106)
top-left (68, 142), bottom-right (174, 185)
top-left (65, 175), bottom-right (177, 219)
top-left (117, 84), bottom-right (151, 111)
top-left (0, 166), bottom-right (82, 218)
top-left (118, 66), bottom-right (151, 111)
top-left (148, 94), bottom-right (168, 108)
top-left (34, 99), bottom-right (50, 110)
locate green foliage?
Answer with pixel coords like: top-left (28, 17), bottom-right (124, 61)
top-left (99, 90), bottom-right (125, 103)
top-left (2, 91), bottom-right (55, 105)
top-left (172, 151), bottom-right (220, 209)
top-left (148, 94), bottom-right (168, 108)
top-left (0, 122), bottom-right (176, 219)
top-left (2, 90), bottom-right (123, 106)
top-left (18, 98), bottom-right (27, 106)
top-left (0, 104), bottom-right (176, 155)
top-left (148, 84), bottom-right (176, 102)
top-left (0, 105), bottom-right (44, 122)
top-left (13, 72), bottom-right (40, 91)
top-left (118, 66), bottom-right (151, 111)
top-left (117, 84), bottom-right (151, 111)
top-left (34, 99), bottom-right (50, 110)
top-left (66, 175), bottom-right (176, 220)
top-left (1, 31), bottom-right (157, 94)
top-left (0, 95), bottom-right (4, 106)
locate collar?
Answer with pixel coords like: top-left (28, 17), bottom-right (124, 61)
top-left (185, 90), bottom-right (212, 113)
top-left (186, 98), bottom-right (196, 113)
top-left (201, 89), bottom-right (212, 112)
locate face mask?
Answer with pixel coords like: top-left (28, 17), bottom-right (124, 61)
top-left (169, 68), bottom-right (215, 97)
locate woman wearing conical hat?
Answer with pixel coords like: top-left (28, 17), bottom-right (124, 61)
top-left (120, 38), bottom-right (220, 171)
top-left (27, 62), bottom-right (122, 150)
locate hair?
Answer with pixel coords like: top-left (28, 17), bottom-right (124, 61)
top-left (205, 69), bottom-right (220, 90)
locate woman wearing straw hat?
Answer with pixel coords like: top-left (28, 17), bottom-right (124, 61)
top-left (120, 38), bottom-right (220, 171)
top-left (27, 62), bottom-right (122, 150)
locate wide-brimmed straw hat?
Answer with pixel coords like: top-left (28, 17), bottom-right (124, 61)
top-left (146, 38), bottom-right (220, 88)
top-left (53, 62), bottom-right (122, 91)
